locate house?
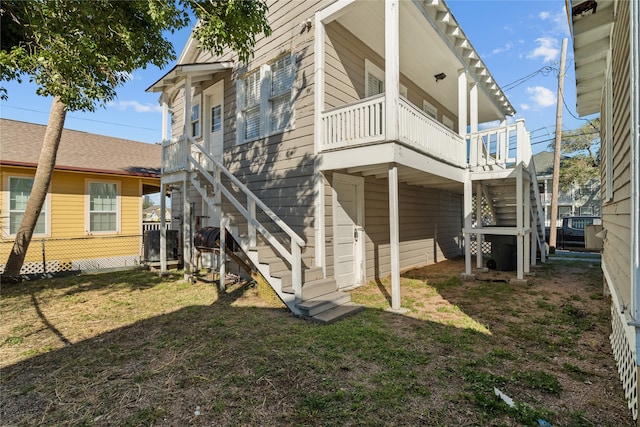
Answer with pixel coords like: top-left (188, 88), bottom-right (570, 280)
top-left (568, 0), bottom-right (640, 421)
top-left (147, 0), bottom-right (546, 321)
top-left (143, 205), bottom-right (171, 222)
top-left (533, 151), bottom-right (601, 225)
top-left (0, 119), bottom-right (161, 274)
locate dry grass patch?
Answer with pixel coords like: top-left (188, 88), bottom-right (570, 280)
top-left (0, 259), bottom-right (632, 426)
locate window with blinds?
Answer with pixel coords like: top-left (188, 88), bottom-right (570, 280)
top-left (237, 54), bottom-right (295, 144)
top-left (8, 176), bottom-right (47, 235)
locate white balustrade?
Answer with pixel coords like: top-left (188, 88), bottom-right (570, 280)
top-left (162, 135), bottom-right (189, 173)
top-left (321, 95), bottom-right (386, 150)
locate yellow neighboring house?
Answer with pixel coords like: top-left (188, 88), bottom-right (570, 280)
top-left (0, 118), bottom-right (161, 275)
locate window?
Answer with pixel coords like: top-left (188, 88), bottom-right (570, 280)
top-left (88, 181), bottom-right (119, 233)
top-left (442, 115), bottom-right (454, 130)
top-left (270, 55), bottom-right (294, 133)
top-left (8, 177), bottom-right (46, 235)
top-left (422, 100), bottom-right (438, 120)
top-left (191, 103), bottom-right (201, 138)
top-left (237, 54), bottom-right (295, 144)
top-left (211, 105), bottom-right (222, 132)
top-left (365, 59), bottom-right (407, 98)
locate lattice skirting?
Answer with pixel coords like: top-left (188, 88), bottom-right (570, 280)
top-left (469, 240), bottom-right (492, 256)
top-left (0, 255), bottom-right (140, 275)
top-left (610, 300), bottom-right (638, 420)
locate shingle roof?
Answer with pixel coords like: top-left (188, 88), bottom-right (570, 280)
top-left (0, 119), bottom-right (161, 177)
top-left (533, 151), bottom-right (555, 176)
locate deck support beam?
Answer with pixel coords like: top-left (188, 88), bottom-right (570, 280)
top-left (389, 165), bottom-right (401, 311)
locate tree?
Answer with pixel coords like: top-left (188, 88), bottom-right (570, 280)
top-left (0, 0), bottom-right (270, 280)
top-left (552, 118), bottom-right (601, 192)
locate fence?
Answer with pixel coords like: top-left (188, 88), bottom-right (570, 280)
top-left (0, 235), bottom-right (144, 276)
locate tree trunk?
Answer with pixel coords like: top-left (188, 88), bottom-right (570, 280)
top-left (2, 97), bottom-right (67, 280)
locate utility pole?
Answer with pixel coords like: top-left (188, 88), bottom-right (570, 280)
top-left (549, 38), bottom-right (568, 253)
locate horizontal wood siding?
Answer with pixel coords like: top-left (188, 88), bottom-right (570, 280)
top-left (363, 177), bottom-right (462, 279)
top-left (324, 22), bottom-right (456, 125)
top-left (602, 1), bottom-right (632, 305)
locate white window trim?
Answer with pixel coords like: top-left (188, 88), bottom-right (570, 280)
top-left (85, 179), bottom-right (121, 235)
top-left (191, 98), bottom-right (202, 139)
top-left (236, 54), bottom-right (295, 145)
top-left (422, 100), bottom-right (438, 120)
top-left (4, 173), bottom-right (50, 237)
top-left (365, 58), bottom-right (407, 98)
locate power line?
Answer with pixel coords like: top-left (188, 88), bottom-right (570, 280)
top-left (1, 105), bottom-right (159, 132)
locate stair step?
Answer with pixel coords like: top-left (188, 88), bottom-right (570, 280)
top-left (296, 291), bottom-right (352, 317)
top-left (311, 302), bottom-right (365, 324)
top-left (282, 277), bottom-right (337, 299)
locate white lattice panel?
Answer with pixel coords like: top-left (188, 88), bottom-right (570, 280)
top-left (72, 255), bottom-right (140, 271)
top-left (610, 301), bottom-right (638, 420)
top-left (469, 240), bottom-right (492, 256)
top-left (0, 260), bottom-right (61, 275)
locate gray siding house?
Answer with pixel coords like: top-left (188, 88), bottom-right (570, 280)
top-left (148, 0), bottom-right (546, 321)
top-left (569, 0), bottom-right (640, 421)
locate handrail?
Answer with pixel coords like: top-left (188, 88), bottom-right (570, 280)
top-left (187, 139), bottom-right (306, 298)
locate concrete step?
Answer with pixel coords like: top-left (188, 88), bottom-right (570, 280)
top-left (311, 302), bottom-right (365, 324)
top-left (279, 266), bottom-right (323, 290)
top-left (282, 277), bottom-right (337, 299)
top-left (295, 291), bottom-right (352, 317)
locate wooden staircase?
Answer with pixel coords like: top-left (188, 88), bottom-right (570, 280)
top-left (187, 142), bottom-right (363, 323)
top-left (464, 120), bottom-right (547, 280)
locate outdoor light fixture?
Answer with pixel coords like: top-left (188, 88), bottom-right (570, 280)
top-left (434, 72), bottom-right (447, 82)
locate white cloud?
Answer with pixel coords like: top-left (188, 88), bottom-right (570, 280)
top-left (539, 11), bottom-right (551, 20)
top-left (520, 103), bottom-right (531, 111)
top-left (492, 42), bottom-right (514, 55)
top-left (110, 100), bottom-right (162, 113)
top-left (526, 86), bottom-right (556, 108)
top-left (538, 8), bottom-right (570, 36)
top-left (527, 37), bottom-right (560, 62)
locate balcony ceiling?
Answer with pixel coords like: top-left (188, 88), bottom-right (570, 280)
top-left (569, 0), bottom-right (615, 116)
top-left (334, 0), bottom-right (514, 123)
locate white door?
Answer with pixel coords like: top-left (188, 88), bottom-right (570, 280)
top-left (333, 174), bottom-right (365, 289)
top-left (205, 80), bottom-right (224, 163)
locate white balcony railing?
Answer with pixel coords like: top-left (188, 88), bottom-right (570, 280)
top-left (398, 98), bottom-right (465, 167)
top-left (321, 94), bottom-right (386, 150)
top-left (162, 134), bottom-right (189, 174)
top-left (468, 119), bottom-right (530, 171)
top-left (320, 95), bottom-right (466, 168)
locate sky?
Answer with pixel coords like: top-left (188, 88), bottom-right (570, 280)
top-left (0, 0), bottom-right (596, 155)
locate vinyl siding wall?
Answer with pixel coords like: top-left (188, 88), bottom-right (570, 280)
top-left (0, 166), bottom-right (150, 266)
top-left (602, 1), bottom-right (632, 304)
top-left (323, 172), bottom-right (462, 280)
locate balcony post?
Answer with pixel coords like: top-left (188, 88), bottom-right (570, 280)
top-left (458, 70), bottom-right (470, 165)
top-left (385, 0), bottom-right (400, 142)
top-left (388, 164), bottom-right (402, 311)
top-left (314, 11), bottom-right (327, 274)
top-left (470, 82), bottom-right (478, 134)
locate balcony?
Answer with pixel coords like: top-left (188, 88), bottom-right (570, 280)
top-left (319, 95), bottom-right (466, 169)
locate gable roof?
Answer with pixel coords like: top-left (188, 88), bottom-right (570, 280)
top-left (533, 151), bottom-right (569, 176)
top-left (0, 119), bottom-right (161, 177)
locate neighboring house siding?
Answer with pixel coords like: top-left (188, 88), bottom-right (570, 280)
top-left (603, 1), bottom-right (632, 304)
top-left (0, 166), bottom-right (147, 270)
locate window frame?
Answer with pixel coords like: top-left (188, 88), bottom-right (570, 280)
top-left (191, 100), bottom-right (202, 139)
top-left (5, 174), bottom-right (50, 237)
top-left (365, 58), bottom-right (407, 98)
top-left (85, 179), bottom-right (121, 235)
top-left (236, 53), bottom-right (295, 145)
top-left (422, 100), bottom-right (438, 120)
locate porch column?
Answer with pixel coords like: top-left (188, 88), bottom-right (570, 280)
top-left (314, 13), bottom-right (326, 274)
top-left (524, 175), bottom-right (531, 274)
top-left (470, 82), bottom-right (478, 134)
top-left (475, 181), bottom-right (483, 269)
top-left (457, 70), bottom-right (468, 138)
top-left (161, 94), bottom-right (169, 142)
top-left (385, 0), bottom-right (400, 142)
top-left (160, 183), bottom-right (167, 274)
top-left (463, 170), bottom-right (473, 277)
top-left (183, 179), bottom-right (192, 278)
top-left (516, 164), bottom-right (524, 280)
top-left (184, 75), bottom-right (192, 138)
top-left (389, 165), bottom-right (401, 311)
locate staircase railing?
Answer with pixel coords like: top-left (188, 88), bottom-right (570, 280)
top-left (469, 119), bottom-right (529, 170)
top-left (187, 139), bottom-right (306, 299)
